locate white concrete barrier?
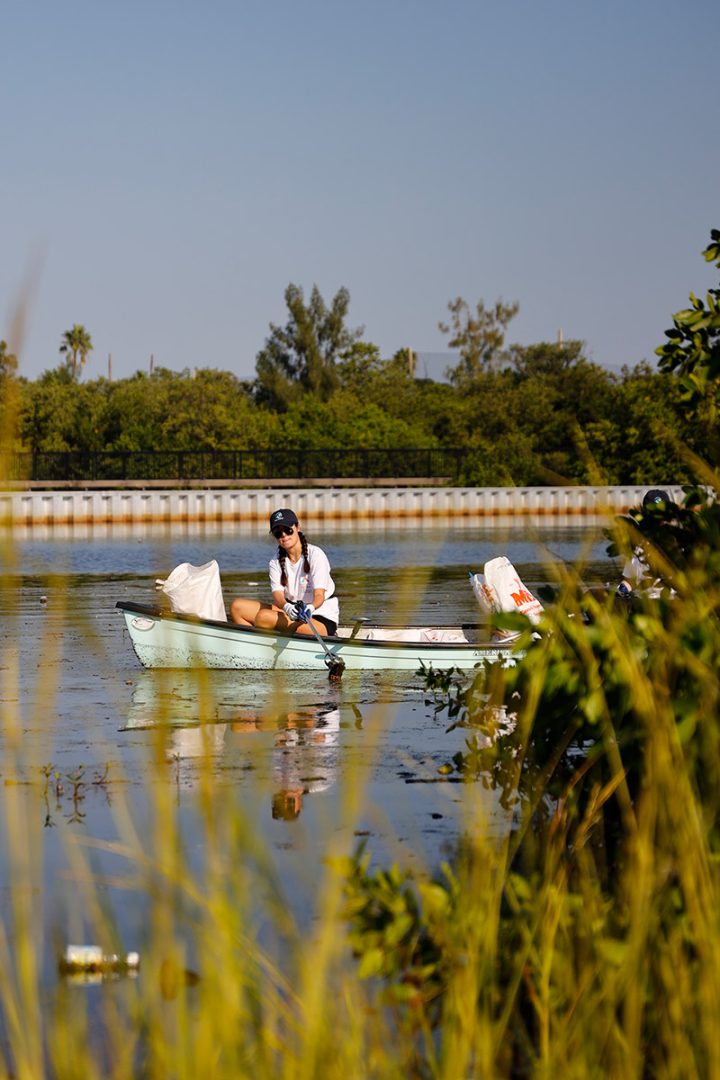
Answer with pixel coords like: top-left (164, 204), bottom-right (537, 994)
top-left (0, 485), bottom-right (688, 529)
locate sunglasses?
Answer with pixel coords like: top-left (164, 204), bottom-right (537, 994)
top-left (271, 526), bottom-right (295, 538)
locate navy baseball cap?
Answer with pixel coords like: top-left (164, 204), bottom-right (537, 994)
top-left (642, 489), bottom-right (670, 510)
top-left (269, 508), bottom-right (299, 532)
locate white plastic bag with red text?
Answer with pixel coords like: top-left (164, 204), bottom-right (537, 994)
top-left (470, 556), bottom-right (544, 624)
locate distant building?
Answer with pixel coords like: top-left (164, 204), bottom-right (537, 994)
top-left (411, 351), bottom-right (458, 383)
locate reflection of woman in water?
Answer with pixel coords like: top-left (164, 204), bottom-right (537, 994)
top-left (126, 667), bottom-right (347, 807)
top-left (272, 790), bottom-right (304, 821)
top-left (230, 508), bottom-right (339, 637)
top-left (270, 706), bottom-right (341, 821)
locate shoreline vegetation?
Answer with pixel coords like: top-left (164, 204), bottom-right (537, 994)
top-left (0, 232), bottom-right (717, 1075)
top-left (2, 235), bottom-right (719, 490)
top-left (0, 351), bottom-right (704, 487)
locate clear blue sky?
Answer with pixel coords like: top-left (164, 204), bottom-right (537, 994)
top-left (2, 0), bottom-right (718, 382)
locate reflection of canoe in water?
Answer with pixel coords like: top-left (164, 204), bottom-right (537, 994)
top-left (122, 668), bottom-right (345, 728)
top-left (116, 601), bottom-right (517, 672)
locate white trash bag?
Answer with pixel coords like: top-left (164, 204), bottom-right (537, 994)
top-left (156, 560), bottom-right (227, 622)
top-left (470, 556), bottom-right (544, 625)
top-left (469, 571), bottom-right (499, 615)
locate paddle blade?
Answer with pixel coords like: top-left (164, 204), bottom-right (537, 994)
top-left (301, 604), bottom-right (345, 679)
top-left (328, 661), bottom-right (345, 682)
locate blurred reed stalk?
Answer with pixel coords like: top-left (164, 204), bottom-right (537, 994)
top-left (2, 307), bottom-right (718, 1074)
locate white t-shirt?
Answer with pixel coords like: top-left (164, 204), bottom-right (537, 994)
top-left (269, 543), bottom-right (339, 625)
top-left (623, 548), bottom-right (650, 585)
top-left (272, 706), bottom-right (340, 794)
top-left (621, 547), bottom-right (665, 598)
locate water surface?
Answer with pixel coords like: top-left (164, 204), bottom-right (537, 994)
top-left (0, 520), bottom-right (616, 975)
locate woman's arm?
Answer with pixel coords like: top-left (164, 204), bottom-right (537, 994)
top-left (270, 561), bottom-right (298, 615)
top-left (310, 588), bottom-right (326, 612)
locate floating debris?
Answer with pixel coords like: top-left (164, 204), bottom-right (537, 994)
top-left (59, 945), bottom-right (140, 981)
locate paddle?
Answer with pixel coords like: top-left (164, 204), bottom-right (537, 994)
top-left (299, 605), bottom-right (345, 681)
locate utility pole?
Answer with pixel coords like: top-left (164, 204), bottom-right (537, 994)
top-left (108, 353), bottom-right (112, 381)
top-left (149, 353), bottom-right (154, 376)
top-left (407, 347), bottom-right (415, 376)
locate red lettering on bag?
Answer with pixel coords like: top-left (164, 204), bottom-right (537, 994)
top-left (511, 589), bottom-right (536, 607)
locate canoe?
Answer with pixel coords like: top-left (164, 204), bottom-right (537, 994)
top-left (116, 601), bottom-right (518, 672)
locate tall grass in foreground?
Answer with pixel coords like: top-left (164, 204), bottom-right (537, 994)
top-left (1, 495), bottom-right (719, 1077)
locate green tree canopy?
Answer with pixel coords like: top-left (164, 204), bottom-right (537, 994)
top-left (0, 340), bottom-right (21, 456)
top-left (656, 228), bottom-right (720, 462)
top-left (7, 241), bottom-right (718, 489)
top-left (0, 340), bottom-right (18, 378)
top-left (59, 324), bottom-right (93, 379)
top-left (439, 296), bottom-right (519, 383)
top-left (254, 284), bottom-right (364, 410)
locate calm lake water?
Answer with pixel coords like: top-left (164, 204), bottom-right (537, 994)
top-left (0, 520), bottom-right (615, 981)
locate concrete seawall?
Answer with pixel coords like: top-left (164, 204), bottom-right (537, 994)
top-left (0, 485), bottom-right (684, 528)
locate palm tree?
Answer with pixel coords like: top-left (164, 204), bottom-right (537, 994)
top-left (59, 324), bottom-right (93, 379)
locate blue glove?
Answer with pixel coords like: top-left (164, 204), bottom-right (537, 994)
top-left (303, 604), bottom-right (315, 620)
top-left (283, 601), bottom-right (303, 620)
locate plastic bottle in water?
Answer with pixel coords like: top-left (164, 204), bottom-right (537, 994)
top-left (59, 945), bottom-right (140, 979)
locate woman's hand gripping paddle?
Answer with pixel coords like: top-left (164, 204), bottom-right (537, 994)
top-left (299, 605), bottom-right (345, 681)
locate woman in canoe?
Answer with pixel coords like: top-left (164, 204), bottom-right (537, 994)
top-left (230, 508), bottom-right (339, 637)
top-left (616, 488), bottom-right (674, 600)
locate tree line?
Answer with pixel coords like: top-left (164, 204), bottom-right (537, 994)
top-left (1, 232), bottom-right (718, 486)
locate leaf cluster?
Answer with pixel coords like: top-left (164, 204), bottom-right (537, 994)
top-left (656, 229), bottom-right (720, 449)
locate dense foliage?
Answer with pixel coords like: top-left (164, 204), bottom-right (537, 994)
top-left (2, 235), bottom-right (719, 485)
top-left (343, 480), bottom-right (716, 1074)
top-left (334, 231), bottom-right (720, 1074)
top-left (0, 342), bottom-right (707, 488)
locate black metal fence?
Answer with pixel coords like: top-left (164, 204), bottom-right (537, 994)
top-left (1, 449), bottom-right (464, 483)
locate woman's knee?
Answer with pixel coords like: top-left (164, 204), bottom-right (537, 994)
top-left (254, 606), bottom-right (279, 630)
top-left (296, 619), bottom-right (327, 637)
top-left (231, 598), bottom-right (258, 624)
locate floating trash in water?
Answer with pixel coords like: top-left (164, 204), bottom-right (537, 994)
top-left (59, 945), bottom-right (140, 982)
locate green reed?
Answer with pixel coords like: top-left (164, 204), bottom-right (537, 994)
top-left (1, 488), bottom-right (719, 1077)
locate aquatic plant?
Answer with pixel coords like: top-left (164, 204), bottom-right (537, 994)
top-left (1, 243), bottom-right (719, 1073)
